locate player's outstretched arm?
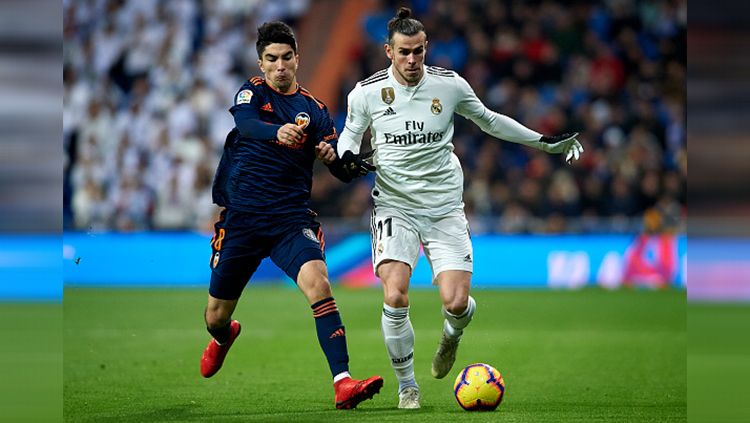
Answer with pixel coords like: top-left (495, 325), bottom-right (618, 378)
top-left (470, 110), bottom-right (584, 164)
top-left (454, 74), bottom-right (583, 163)
top-left (326, 150), bottom-right (376, 183)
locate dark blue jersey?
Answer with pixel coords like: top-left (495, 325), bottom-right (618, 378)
top-left (212, 77), bottom-right (339, 214)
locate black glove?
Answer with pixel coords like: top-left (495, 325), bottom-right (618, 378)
top-left (328, 150), bottom-right (376, 182)
top-left (538, 132), bottom-right (583, 163)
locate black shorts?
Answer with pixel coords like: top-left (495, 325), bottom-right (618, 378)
top-left (208, 209), bottom-right (326, 300)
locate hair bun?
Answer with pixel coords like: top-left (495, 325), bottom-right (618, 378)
top-left (397, 7), bottom-right (411, 19)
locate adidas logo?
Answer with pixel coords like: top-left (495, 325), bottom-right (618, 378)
top-left (260, 103), bottom-right (274, 113)
top-left (329, 328), bottom-right (345, 339)
top-left (383, 107), bottom-right (396, 116)
top-left (463, 254), bottom-right (472, 263)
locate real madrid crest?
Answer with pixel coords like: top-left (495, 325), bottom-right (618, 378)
top-left (381, 87), bottom-right (395, 105)
top-left (431, 98), bottom-right (442, 115)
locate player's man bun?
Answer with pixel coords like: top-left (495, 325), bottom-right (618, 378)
top-left (387, 7), bottom-right (425, 45)
top-left (397, 6), bottom-right (412, 19)
top-left (256, 21), bottom-right (297, 58)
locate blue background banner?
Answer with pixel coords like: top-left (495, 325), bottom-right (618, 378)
top-left (62, 232), bottom-right (687, 289)
top-left (0, 235), bottom-right (62, 301)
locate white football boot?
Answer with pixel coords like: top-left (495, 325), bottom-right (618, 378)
top-left (398, 386), bottom-right (421, 409)
top-left (431, 331), bottom-right (460, 379)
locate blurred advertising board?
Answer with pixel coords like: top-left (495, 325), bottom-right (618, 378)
top-left (343, 234), bottom-right (687, 289)
top-left (61, 232), bottom-right (691, 291)
top-left (0, 235), bottom-right (61, 301)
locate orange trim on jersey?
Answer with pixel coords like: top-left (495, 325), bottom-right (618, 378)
top-left (264, 80), bottom-right (300, 95)
top-left (249, 76), bottom-right (263, 85)
top-left (317, 227), bottom-right (326, 252)
top-left (272, 139), bottom-right (304, 150)
top-left (322, 128), bottom-right (337, 142)
top-left (299, 88), bottom-right (325, 109)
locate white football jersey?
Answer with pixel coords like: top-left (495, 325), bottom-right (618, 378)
top-left (338, 65), bottom-right (543, 216)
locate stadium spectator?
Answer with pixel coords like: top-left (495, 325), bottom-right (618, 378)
top-left (63, 0), bottom-right (686, 235)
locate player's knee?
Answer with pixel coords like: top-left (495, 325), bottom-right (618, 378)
top-left (444, 295), bottom-right (469, 316)
top-left (380, 267), bottom-right (410, 308)
top-left (384, 288), bottom-right (409, 308)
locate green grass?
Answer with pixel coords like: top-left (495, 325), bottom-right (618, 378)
top-left (0, 303), bottom-right (62, 422)
top-left (63, 286), bottom-right (685, 422)
top-left (688, 303), bottom-right (750, 422)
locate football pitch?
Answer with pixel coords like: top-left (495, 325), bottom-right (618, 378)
top-left (64, 286), bottom-right (685, 422)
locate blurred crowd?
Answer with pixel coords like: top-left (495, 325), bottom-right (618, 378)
top-left (63, 0), bottom-right (310, 232)
top-left (63, 0), bottom-right (686, 235)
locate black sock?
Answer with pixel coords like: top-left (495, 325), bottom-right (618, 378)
top-left (311, 297), bottom-right (349, 377)
top-left (207, 321), bottom-right (231, 344)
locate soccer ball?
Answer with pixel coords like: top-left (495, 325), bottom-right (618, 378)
top-left (453, 363), bottom-right (505, 411)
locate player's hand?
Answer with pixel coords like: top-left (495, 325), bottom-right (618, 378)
top-left (539, 132), bottom-right (584, 164)
top-left (315, 142), bottom-right (336, 164)
top-left (277, 123), bottom-right (305, 146)
top-left (340, 150), bottom-right (376, 177)
top-left (327, 150), bottom-right (376, 182)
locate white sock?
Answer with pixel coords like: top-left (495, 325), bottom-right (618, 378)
top-left (333, 371), bottom-right (351, 383)
top-left (382, 304), bottom-right (418, 393)
top-left (442, 296), bottom-right (476, 339)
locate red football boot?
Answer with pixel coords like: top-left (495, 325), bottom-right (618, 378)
top-left (200, 320), bottom-right (241, 378)
top-left (334, 375), bottom-right (384, 409)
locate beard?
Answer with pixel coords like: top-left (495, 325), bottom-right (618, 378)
top-left (272, 76), bottom-right (293, 92)
top-left (400, 67), bottom-right (422, 84)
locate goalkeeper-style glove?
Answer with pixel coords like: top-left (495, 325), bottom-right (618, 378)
top-left (538, 132), bottom-right (584, 164)
top-left (327, 150), bottom-right (376, 182)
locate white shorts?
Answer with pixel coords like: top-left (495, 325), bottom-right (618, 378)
top-left (370, 206), bottom-right (473, 282)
